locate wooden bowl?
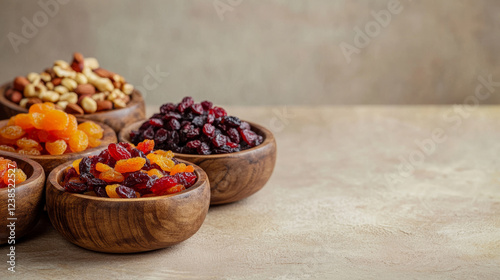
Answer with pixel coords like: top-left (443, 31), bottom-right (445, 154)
top-left (46, 159), bottom-right (210, 253)
top-left (119, 120), bottom-right (277, 205)
top-left (0, 83), bottom-right (146, 133)
top-left (0, 119), bottom-right (117, 174)
top-left (0, 152), bottom-right (45, 244)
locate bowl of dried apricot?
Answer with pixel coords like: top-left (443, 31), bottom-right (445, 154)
top-left (0, 152), bottom-right (45, 244)
top-left (0, 103), bottom-right (117, 173)
top-left (45, 140), bottom-right (210, 253)
top-left (0, 53), bottom-right (146, 133)
top-left (119, 97), bottom-right (277, 205)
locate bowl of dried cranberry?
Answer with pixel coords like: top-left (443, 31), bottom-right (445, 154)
top-left (119, 97), bottom-right (277, 205)
top-left (45, 141), bottom-right (210, 253)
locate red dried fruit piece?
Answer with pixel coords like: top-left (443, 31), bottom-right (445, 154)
top-left (114, 157), bottom-right (146, 173)
top-left (150, 176), bottom-right (178, 196)
top-left (137, 139), bottom-right (155, 154)
top-left (45, 140), bottom-right (68, 155)
top-left (240, 129), bottom-right (258, 146)
top-left (212, 106), bottom-right (227, 118)
top-left (108, 143), bottom-right (131, 160)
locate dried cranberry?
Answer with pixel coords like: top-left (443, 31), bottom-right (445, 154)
top-left (203, 123), bottom-right (215, 138)
top-left (167, 119), bottom-right (180, 130)
top-left (108, 143), bottom-right (132, 160)
top-left (143, 127), bottom-right (155, 140)
top-left (155, 128), bottom-right (168, 143)
top-left (186, 128), bottom-right (200, 138)
top-left (149, 118), bottom-right (164, 127)
top-left (212, 134), bottom-right (227, 148)
top-left (197, 142), bottom-right (211, 155)
top-left (181, 96), bottom-right (194, 107)
top-left (191, 103), bottom-right (204, 115)
top-left (150, 176), bottom-right (178, 195)
top-left (223, 116), bottom-right (241, 127)
top-left (116, 185), bottom-right (137, 198)
top-left (206, 113), bottom-right (215, 124)
top-left (227, 128), bottom-right (240, 143)
top-left (240, 129), bottom-right (258, 146)
top-left (63, 167), bottom-right (78, 184)
top-left (174, 172), bottom-right (197, 188)
top-left (186, 140), bottom-right (202, 149)
top-left (212, 107), bottom-right (227, 118)
top-left (163, 111), bottom-right (182, 120)
top-left (201, 100), bottom-right (213, 111)
top-left (239, 121), bottom-right (251, 131)
top-left (160, 103), bottom-right (176, 114)
top-left (192, 116), bottom-right (204, 127)
top-left (94, 186), bottom-right (108, 197)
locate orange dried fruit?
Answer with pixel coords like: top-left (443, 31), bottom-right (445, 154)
top-left (45, 140), bottom-right (68, 155)
top-left (29, 102), bottom-right (55, 114)
top-left (96, 163), bottom-right (112, 172)
top-left (114, 157), bottom-right (146, 173)
top-left (51, 114), bottom-right (77, 140)
top-left (0, 125), bottom-right (25, 140)
top-left (105, 184), bottom-right (121, 198)
top-left (170, 163), bottom-right (187, 176)
top-left (16, 138), bottom-right (42, 151)
top-left (153, 150), bottom-right (174, 158)
top-left (14, 114), bottom-right (34, 130)
top-left (0, 145), bottom-right (16, 153)
top-left (137, 139), bottom-right (154, 154)
top-left (147, 168), bottom-right (164, 178)
top-left (68, 130), bottom-right (88, 153)
top-left (99, 170), bottom-right (124, 183)
top-left (72, 158), bottom-right (82, 174)
top-left (17, 149), bottom-right (41, 156)
top-left (31, 113), bottom-right (45, 130)
top-left (88, 137), bottom-right (101, 148)
top-left (3, 168), bottom-right (27, 185)
top-left (42, 109), bottom-right (69, 131)
top-left (78, 121), bottom-right (103, 139)
top-left (146, 153), bottom-right (175, 172)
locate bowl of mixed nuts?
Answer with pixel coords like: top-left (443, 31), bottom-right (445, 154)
top-left (0, 53), bottom-right (146, 133)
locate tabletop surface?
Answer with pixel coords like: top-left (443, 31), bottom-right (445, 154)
top-left (2, 106), bottom-right (500, 280)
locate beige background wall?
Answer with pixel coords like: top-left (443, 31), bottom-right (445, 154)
top-left (0, 0), bottom-right (499, 105)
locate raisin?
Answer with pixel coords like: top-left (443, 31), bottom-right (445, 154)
top-left (174, 172), bottom-right (197, 188)
top-left (96, 163), bottom-right (112, 172)
top-left (108, 143), bottom-right (131, 160)
top-left (115, 157), bottom-right (146, 173)
top-left (150, 176), bottom-right (178, 196)
top-left (149, 118), bottom-right (164, 127)
top-left (105, 184), bottom-right (121, 198)
top-left (197, 142), bottom-right (211, 155)
top-left (116, 185), bottom-right (137, 198)
top-left (79, 157), bottom-right (92, 174)
top-left (64, 182), bottom-right (88, 193)
top-left (143, 126), bottom-right (155, 140)
top-left (223, 116), bottom-right (241, 127)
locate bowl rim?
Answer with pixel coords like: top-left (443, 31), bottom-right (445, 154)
top-left (0, 151), bottom-right (45, 193)
top-left (0, 118), bottom-right (117, 160)
top-left (47, 158), bottom-right (209, 202)
top-left (0, 82), bottom-right (144, 116)
top-left (119, 120), bottom-right (276, 159)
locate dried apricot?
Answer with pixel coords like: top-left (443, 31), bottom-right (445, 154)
top-left (114, 157), bottom-right (146, 173)
top-left (68, 130), bottom-right (89, 153)
top-left (78, 121), bottom-right (103, 139)
top-left (31, 113), bottom-right (45, 130)
top-left (16, 138), bottom-right (42, 151)
top-left (45, 140), bottom-right (68, 155)
top-left (51, 114), bottom-right (77, 140)
top-left (42, 109), bottom-right (69, 131)
top-left (29, 102), bottom-right (55, 114)
top-left (14, 114), bottom-right (34, 130)
top-left (0, 126), bottom-right (25, 140)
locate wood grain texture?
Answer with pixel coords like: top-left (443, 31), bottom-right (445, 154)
top-left (119, 120), bottom-right (277, 205)
top-left (0, 119), bottom-right (117, 174)
top-left (0, 83), bottom-right (146, 133)
top-left (0, 152), bottom-right (45, 244)
top-left (45, 159), bottom-right (210, 253)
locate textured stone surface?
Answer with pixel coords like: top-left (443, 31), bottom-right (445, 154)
top-left (2, 106), bottom-right (499, 279)
top-left (1, 1), bottom-right (500, 105)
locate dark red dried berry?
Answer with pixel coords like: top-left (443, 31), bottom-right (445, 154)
top-left (160, 103), bottom-right (176, 114)
top-left (201, 100), bottom-right (213, 111)
top-left (186, 140), bottom-right (201, 149)
top-left (227, 127), bottom-right (240, 143)
top-left (240, 129), bottom-right (258, 147)
top-left (116, 185), bottom-right (137, 198)
top-left (167, 119), bottom-right (180, 130)
top-left (149, 118), bottom-right (164, 127)
top-left (150, 176), bottom-right (178, 195)
top-left (64, 182), bottom-right (88, 193)
top-left (79, 157), bottom-right (92, 174)
top-left (212, 107), bottom-right (227, 118)
top-left (203, 123), bottom-right (215, 138)
top-left (212, 134), bottom-right (227, 148)
top-left (108, 143), bottom-right (132, 160)
top-left (174, 172), bottom-right (197, 188)
top-left (223, 116), bottom-right (241, 127)
top-left (197, 142), bottom-right (211, 155)
top-left (191, 103), bottom-right (204, 115)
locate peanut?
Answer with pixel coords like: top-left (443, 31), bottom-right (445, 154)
top-left (27, 72), bottom-right (41, 85)
top-left (54, 60), bottom-right (70, 69)
top-left (40, 90), bottom-right (59, 103)
top-left (24, 84), bottom-right (36, 97)
top-left (53, 66), bottom-right (75, 78)
top-left (113, 99), bottom-right (127, 109)
top-left (46, 82), bottom-right (54, 90)
top-left (84, 57), bottom-right (99, 69)
top-left (75, 73), bottom-right (88, 84)
top-left (57, 101), bottom-right (69, 110)
top-left (122, 83), bottom-right (134, 95)
top-left (94, 78), bottom-right (114, 92)
top-left (40, 72), bottom-right (52, 82)
top-left (59, 92), bottom-right (78, 104)
top-left (61, 78), bottom-right (78, 91)
top-left (81, 96), bottom-right (97, 113)
top-left (54, 85), bottom-right (69, 95)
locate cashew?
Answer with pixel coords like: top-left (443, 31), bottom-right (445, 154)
top-left (59, 92), bottom-right (78, 104)
top-left (94, 78), bottom-right (114, 92)
top-left (61, 78), bottom-right (78, 91)
top-left (91, 93), bottom-right (106, 101)
top-left (75, 73), bottom-right (88, 84)
top-left (113, 99), bottom-right (127, 109)
top-left (53, 66), bottom-right (76, 78)
top-left (81, 96), bottom-right (97, 113)
top-left (54, 85), bottom-right (69, 95)
top-left (24, 84), bottom-right (36, 97)
top-left (54, 60), bottom-right (70, 69)
top-left (27, 72), bottom-right (41, 85)
top-left (46, 82), bottom-right (54, 90)
top-left (40, 72), bottom-right (52, 82)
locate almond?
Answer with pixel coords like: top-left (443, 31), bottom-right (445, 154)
top-left (13, 76), bottom-right (30, 92)
top-left (96, 100), bottom-right (113, 111)
top-left (75, 84), bottom-right (96, 95)
top-left (65, 103), bottom-right (84, 115)
top-left (93, 68), bottom-right (114, 79)
top-left (26, 97), bottom-right (42, 109)
top-left (71, 52), bottom-right (84, 72)
top-left (52, 77), bottom-right (62, 86)
top-left (9, 91), bottom-right (23, 103)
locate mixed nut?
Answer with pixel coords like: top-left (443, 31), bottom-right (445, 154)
top-left (5, 53), bottom-right (134, 114)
